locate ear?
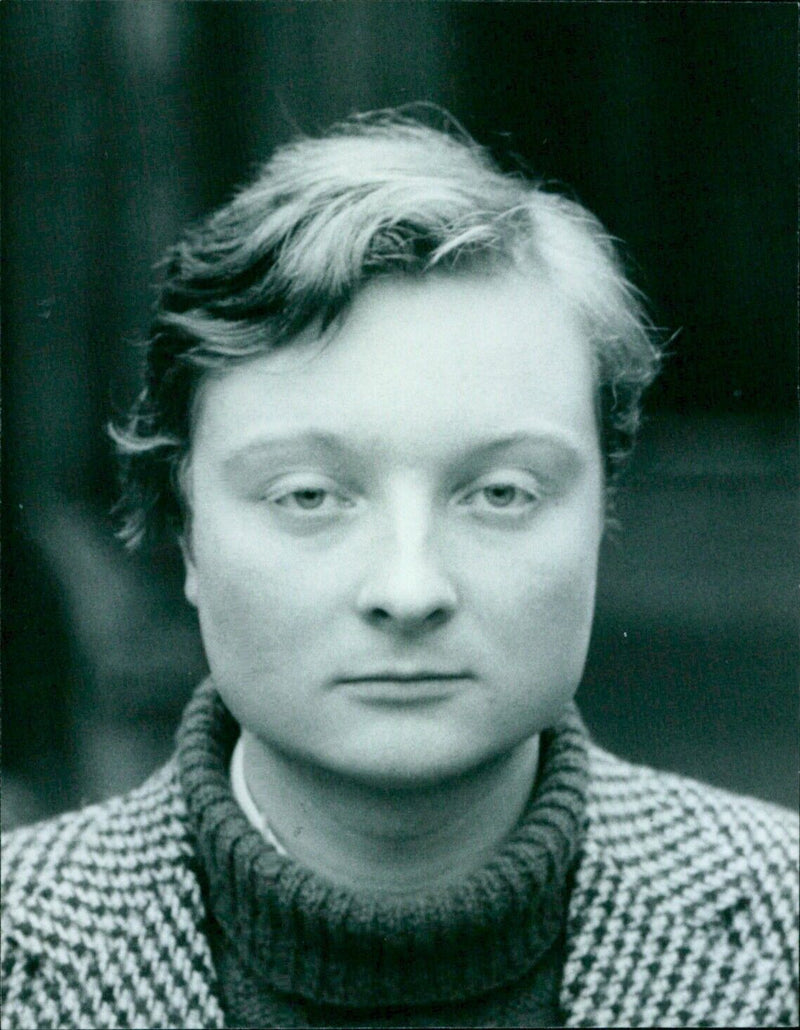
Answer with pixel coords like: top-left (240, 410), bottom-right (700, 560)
top-left (179, 534), bottom-right (199, 608)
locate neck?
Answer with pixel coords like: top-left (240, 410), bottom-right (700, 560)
top-left (241, 731), bottom-right (541, 894)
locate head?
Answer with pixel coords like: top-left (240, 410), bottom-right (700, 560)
top-left (112, 110), bottom-right (662, 786)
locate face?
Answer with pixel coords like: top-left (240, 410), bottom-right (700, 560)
top-left (183, 271), bottom-right (604, 788)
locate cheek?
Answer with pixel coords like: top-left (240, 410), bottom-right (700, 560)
top-left (190, 527), bottom-right (291, 662)
top-left (504, 567), bottom-right (596, 649)
top-left (482, 528), bottom-right (600, 668)
top-left (189, 513), bottom-right (351, 680)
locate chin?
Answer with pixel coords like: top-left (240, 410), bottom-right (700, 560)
top-left (317, 735), bottom-right (534, 793)
top-left (341, 759), bottom-right (475, 792)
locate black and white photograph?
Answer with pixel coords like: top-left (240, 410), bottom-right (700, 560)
top-left (2, 3), bottom-right (798, 1027)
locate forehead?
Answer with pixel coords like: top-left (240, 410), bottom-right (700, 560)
top-left (191, 271), bottom-right (599, 461)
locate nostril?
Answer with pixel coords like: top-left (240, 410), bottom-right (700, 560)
top-left (366, 605), bottom-right (451, 629)
top-left (425, 607), bottom-right (449, 628)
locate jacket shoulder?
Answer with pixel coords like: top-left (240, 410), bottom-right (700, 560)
top-left (1, 762), bottom-right (222, 1030)
top-left (585, 744), bottom-right (798, 877)
top-left (2, 761), bottom-right (195, 910)
top-left (583, 744), bottom-right (799, 955)
top-left (562, 745), bottom-right (799, 1028)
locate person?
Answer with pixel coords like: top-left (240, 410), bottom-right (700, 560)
top-left (2, 110), bottom-right (797, 1030)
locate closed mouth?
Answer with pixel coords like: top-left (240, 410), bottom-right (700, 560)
top-left (335, 672), bottom-right (472, 705)
top-left (338, 672), bottom-right (471, 684)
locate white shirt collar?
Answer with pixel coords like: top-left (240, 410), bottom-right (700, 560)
top-left (230, 736), bottom-right (288, 856)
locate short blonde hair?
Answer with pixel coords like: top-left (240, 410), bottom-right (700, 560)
top-left (112, 109), bottom-right (662, 547)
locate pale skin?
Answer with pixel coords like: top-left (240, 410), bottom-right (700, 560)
top-left (182, 269), bottom-right (605, 893)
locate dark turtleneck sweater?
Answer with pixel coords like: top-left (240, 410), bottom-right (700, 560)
top-left (176, 681), bottom-right (589, 1028)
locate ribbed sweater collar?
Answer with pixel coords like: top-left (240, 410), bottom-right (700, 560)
top-left (177, 679), bottom-right (588, 1008)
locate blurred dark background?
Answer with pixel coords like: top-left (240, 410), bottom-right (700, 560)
top-left (2, 2), bottom-right (797, 828)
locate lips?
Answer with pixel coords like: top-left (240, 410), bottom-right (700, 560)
top-left (334, 671), bottom-right (473, 705)
top-left (337, 671), bottom-right (472, 684)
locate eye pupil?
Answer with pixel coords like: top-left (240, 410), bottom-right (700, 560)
top-left (294, 489), bottom-right (326, 509)
top-left (484, 485), bottom-right (517, 507)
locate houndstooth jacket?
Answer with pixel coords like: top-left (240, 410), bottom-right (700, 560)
top-left (2, 745), bottom-right (798, 1029)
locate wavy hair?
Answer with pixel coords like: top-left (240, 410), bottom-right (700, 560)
top-left (111, 109), bottom-right (663, 547)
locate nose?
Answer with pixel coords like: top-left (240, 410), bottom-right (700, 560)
top-left (356, 508), bottom-right (458, 634)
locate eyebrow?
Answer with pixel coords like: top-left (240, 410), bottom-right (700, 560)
top-left (456, 431), bottom-right (587, 462)
top-left (222, 431), bottom-right (359, 472)
top-left (222, 427), bottom-right (589, 473)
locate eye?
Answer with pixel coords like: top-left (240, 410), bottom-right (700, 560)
top-left (265, 477), bottom-right (355, 518)
top-left (459, 476), bottom-right (540, 514)
top-left (480, 484), bottom-right (529, 508)
top-left (275, 488), bottom-right (329, 511)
